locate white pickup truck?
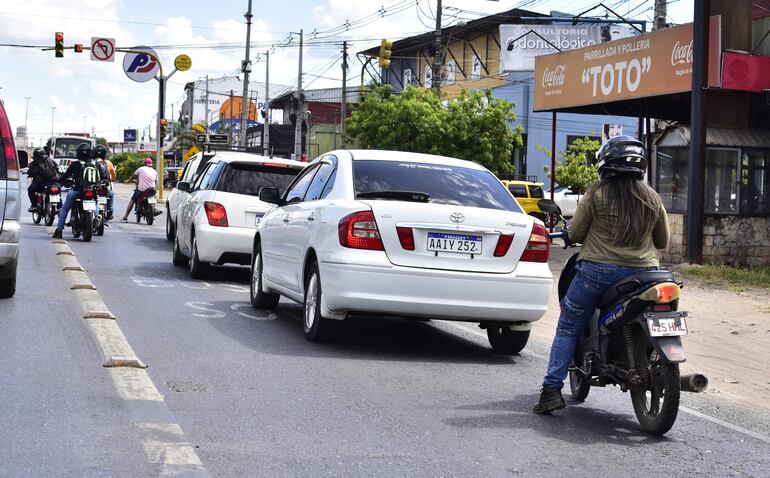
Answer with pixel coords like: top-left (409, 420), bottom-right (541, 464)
top-left (0, 100), bottom-right (25, 298)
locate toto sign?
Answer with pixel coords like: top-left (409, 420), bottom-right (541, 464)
top-left (123, 46), bottom-right (160, 83)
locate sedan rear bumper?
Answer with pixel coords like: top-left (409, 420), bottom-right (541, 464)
top-left (319, 257), bottom-right (552, 324)
top-left (195, 223), bottom-right (254, 265)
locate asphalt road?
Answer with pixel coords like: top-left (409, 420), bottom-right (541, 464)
top-left (2, 191), bottom-right (769, 477)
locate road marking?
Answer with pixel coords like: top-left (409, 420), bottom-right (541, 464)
top-left (49, 230), bottom-right (208, 475)
top-left (680, 406), bottom-right (770, 444)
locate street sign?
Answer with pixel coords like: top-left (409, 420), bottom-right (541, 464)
top-left (196, 134), bottom-right (206, 143)
top-left (209, 134), bottom-right (228, 144)
top-left (123, 46), bottom-right (160, 83)
top-left (90, 37), bottom-right (115, 62)
top-left (174, 54), bottom-right (192, 71)
top-left (123, 129), bottom-right (138, 142)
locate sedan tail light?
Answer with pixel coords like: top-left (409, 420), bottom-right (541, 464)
top-left (493, 234), bottom-right (514, 257)
top-left (204, 201), bottom-right (228, 227)
top-left (519, 224), bottom-right (550, 262)
top-left (338, 211), bottom-right (384, 250)
top-left (396, 227), bottom-right (415, 250)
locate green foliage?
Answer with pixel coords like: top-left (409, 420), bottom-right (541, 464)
top-left (95, 137), bottom-right (108, 146)
top-left (540, 136), bottom-right (600, 194)
top-left (112, 152), bottom-right (156, 182)
top-left (345, 85), bottom-right (522, 176)
top-left (677, 264), bottom-right (770, 291)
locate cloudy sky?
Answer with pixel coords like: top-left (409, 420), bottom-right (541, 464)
top-left (0, 0), bottom-right (693, 146)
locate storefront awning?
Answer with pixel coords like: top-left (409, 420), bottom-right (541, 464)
top-left (656, 126), bottom-right (770, 148)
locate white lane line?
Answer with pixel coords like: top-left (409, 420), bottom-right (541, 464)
top-left (109, 369), bottom-right (165, 402)
top-left (438, 321), bottom-right (548, 360)
top-left (138, 423), bottom-right (204, 467)
top-left (680, 406), bottom-right (770, 444)
top-left (439, 320), bottom-right (770, 445)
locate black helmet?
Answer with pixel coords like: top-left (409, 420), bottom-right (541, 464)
top-left (76, 142), bottom-right (92, 161)
top-left (596, 135), bottom-right (647, 179)
top-left (32, 147), bottom-right (47, 161)
top-left (94, 144), bottom-right (108, 159)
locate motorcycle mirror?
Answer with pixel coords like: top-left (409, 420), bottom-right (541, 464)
top-left (537, 198), bottom-right (560, 213)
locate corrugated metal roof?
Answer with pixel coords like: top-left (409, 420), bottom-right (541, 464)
top-left (656, 126), bottom-right (770, 148)
top-left (270, 87), bottom-right (360, 107)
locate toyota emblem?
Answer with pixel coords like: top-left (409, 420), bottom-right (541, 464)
top-left (450, 212), bottom-right (465, 223)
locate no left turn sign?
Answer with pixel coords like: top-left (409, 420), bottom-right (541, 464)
top-left (90, 37), bottom-right (115, 62)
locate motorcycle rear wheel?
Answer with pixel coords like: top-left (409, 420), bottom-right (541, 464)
top-left (569, 356), bottom-right (591, 401)
top-left (146, 207), bottom-right (154, 225)
top-left (630, 333), bottom-right (680, 435)
top-left (82, 212), bottom-right (93, 242)
top-left (32, 205), bottom-right (42, 224)
top-left (45, 204), bottom-right (56, 227)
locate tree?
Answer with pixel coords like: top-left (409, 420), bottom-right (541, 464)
top-left (540, 136), bottom-right (600, 194)
top-left (95, 137), bottom-right (108, 146)
top-left (346, 85), bottom-right (522, 175)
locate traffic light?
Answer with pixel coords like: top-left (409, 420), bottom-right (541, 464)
top-left (379, 39), bottom-right (392, 69)
top-left (55, 32), bottom-right (64, 58)
top-left (159, 118), bottom-right (168, 138)
top-left (74, 44), bottom-right (83, 53)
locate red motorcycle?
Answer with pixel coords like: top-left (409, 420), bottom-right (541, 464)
top-left (135, 188), bottom-right (159, 225)
top-left (31, 183), bottom-right (62, 227)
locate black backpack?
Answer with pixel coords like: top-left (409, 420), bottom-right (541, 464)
top-left (80, 161), bottom-right (100, 189)
top-left (41, 158), bottom-right (60, 181)
top-left (95, 159), bottom-right (110, 184)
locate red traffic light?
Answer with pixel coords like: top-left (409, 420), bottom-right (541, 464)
top-left (55, 32), bottom-right (63, 42)
top-left (159, 118), bottom-right (167, 126)
top-left (74, 44), bottom-right (83, 53)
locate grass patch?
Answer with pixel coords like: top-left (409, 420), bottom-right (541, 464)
top-left (677, 264), bottom-right (770, 291)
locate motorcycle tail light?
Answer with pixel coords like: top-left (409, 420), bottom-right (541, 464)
top-left (49, 187), bottom-right (60, 194)
top-left (396, 227), bottom-right (415, 250)
top-left (520, 224), bottom-right (550, 262)
top-left (83, 190), bottom-right (94, 199)
top-left (204, 201), bottom-right (228, 227)
top-left (640, 282), bottom-right (680, 304)
top-left (338, 211), bottom-right (383, 250)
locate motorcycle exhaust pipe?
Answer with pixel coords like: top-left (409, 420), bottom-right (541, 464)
top-left (680, 372), bottom-right (709, 393)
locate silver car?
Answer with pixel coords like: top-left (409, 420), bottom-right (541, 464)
top-left (0, 100), bottom-right (24, 298)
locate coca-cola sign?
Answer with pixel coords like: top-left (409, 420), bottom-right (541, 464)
top-left (671, 40), bottom-right (694, 66)
top-left (542, 65), bottom-right (566, 87)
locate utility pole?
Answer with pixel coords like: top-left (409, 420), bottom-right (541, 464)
top-left (264, 49), bottom-right (270, 155)
top-left (228, 89), bottom-right (234, 146)
top-left (170, 102), bottom-right (175, 140)
top-left (239, 0), bottom-right (254, 148)
top-left (50, 106), bottom-right (55, 136)
top-left (294, 29), bottom-right (304, 159)
top-left (431, 0), bottom-right (443, 91)
top-left (654, 0), bottom-right (668, 31)
top-left (340, 41), bottom-right (348, 149)
top-left (24, 97), bottom-right (30, 144)
top-left (204, 75), bottom-right (210, 146)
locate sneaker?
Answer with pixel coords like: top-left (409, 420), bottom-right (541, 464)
top-left (28, 206), bottom-right (38, 212)
top-left (106, 210), bottom-right (114, 221)
top-left (153, 209), bottom-right (163, 216)
top-left (121, 218), bottom-right (128, 223)
top-left (532, 387), bottom-right (566, 415)
top-left (52, 228), bottom-right (63, 239)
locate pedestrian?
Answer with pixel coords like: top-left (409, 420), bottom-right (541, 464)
top-left (121, 158), bottom-right (157, 222)
top-left (533, 136), bottom-right (670, 414)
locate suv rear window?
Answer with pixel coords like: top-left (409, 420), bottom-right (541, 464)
top-left (216, 163), bottom-right (301, 196)
top-left (529, 185), bottom-right (544, 198)
top-left (353, 160), bottom-right (522, 212)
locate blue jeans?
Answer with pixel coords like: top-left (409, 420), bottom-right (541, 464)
top-left (543, 260), bottom-right (657, 389)
top-left (57, 189), bottom-right (79, 231)
top-left (106, 188), bottom-right (115, 213)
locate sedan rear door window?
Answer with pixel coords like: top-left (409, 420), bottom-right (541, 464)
top-left (354, 160), bottom-right (522, 212)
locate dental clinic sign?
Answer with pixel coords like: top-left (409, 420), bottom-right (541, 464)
top-left (534, 19), bottom-right (722, 111)
top-left (500, 24), bottom-right (638, 71)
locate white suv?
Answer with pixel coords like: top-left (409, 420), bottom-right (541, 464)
top-left (0, 102), bottom-right (24, 298)
top-left (250, 150), bottom-right (553, 353)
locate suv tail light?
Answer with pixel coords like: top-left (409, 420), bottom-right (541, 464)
top-left (493, 234), bottom-right (514, 257)
top-left (396, 227), bottom-right (415, 250)
top-left (520, 224), bottom-right (550, 262)
top-left (0, 113), bottom-right (19, 180)
top-left (204, 201), bottom-right (228, 227)
top-left (338, 211), bottom-right (384, 250)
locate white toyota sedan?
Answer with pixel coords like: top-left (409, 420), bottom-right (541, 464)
top-left (250, 150), bottom-right (553, 354)
top-left (172, 152), bottom-right (306, 278)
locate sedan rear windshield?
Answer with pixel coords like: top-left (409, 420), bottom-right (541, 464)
top-left (216, 163), bottom-right (301, 196)
top-left (354, 160), bottom-right (522, 212)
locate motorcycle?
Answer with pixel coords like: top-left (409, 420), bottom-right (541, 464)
top-left (538, 199), bottom-right (708, 435)
top-left (32, 182), bottom-right (62, 227)
top-left (135, 188), bottom-right (159, 225)
top-left (93, 181), bottom-right (110, 236)
top-left (70, 185), bottom-right (100, 242)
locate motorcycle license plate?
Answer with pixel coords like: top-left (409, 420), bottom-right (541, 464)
top-left (48, 194), bottom-right (61, 203)
top-left (98, 197), bottom-right (108, 205)
top-left (645, 312), bottom-right (688, 337)
top-left (427, 232), bottom-right (482, 255)
top-left (148, 197), bottom-right (157, 204)
top-left (82, 201), bottom-right (97, 211)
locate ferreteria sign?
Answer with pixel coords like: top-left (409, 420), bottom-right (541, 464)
top-left (500, 24), bottom-right (638, 71)
top-left (533, 21), bottom-right (717, 111)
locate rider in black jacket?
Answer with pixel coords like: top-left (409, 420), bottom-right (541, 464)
top-left (52, 143), bottom-right (104, 239)
top-left (26, 147), bottom-right (60, 212)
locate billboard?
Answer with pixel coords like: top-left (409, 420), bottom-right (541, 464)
top-left (123, 129), bottom-right (138, 142)
top-left (500, 24), bottom-right (639, 71)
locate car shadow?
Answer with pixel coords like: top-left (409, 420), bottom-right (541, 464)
top-left (444, 396), bottom-right (673, 446)
top-left (204, 299), bottom-right (516, 365)
top-left (127, 262), bottom-right (251, 284)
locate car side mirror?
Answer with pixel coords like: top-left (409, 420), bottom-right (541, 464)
top-left (177, 181), bottom-right (191, 192)
top-left (17, 150), bottom-right (28, 169)
top-left (259, 187), bottom-right (282, 205)
top-left (537, 199), bottom-right (560, 213)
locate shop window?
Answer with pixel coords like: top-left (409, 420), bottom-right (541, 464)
top-left (656, 147), bottom-right (689, 213)
top-left (705, 148), bottom-right (739, 213)
top-left (741, 150), bottom-right (770, 214)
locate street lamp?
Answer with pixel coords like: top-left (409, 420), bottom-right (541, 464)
top-left (50, 106), bottom-right (56, 136)
top-left (82, 115), bottom-right (87, 135)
